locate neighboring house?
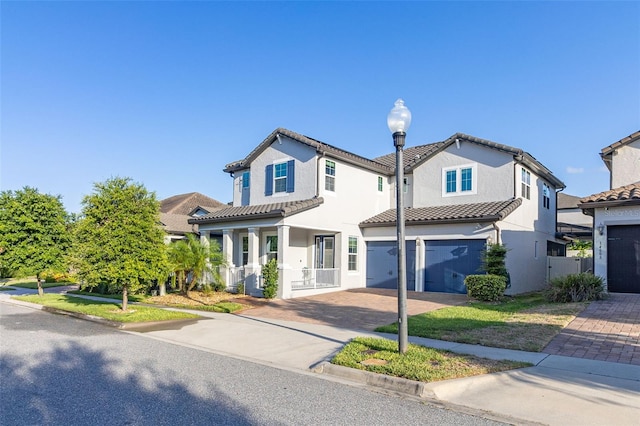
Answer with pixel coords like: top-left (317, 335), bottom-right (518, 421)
top-left (557, 193), bottom-right (592, 242)
top-left (160, 192), bottom-right (226, 243)
top-left (579, 130), bottom-right (640, 294)
top-left (190, 128), bottom-right (565, 298)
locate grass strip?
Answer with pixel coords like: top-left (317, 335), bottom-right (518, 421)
top-left (332, 337), bottom-right (530, 383)
top-left (69, 290), bottom-right (148, 303)
top-left (165, 302), bottom-right (244, 313)
top-left (6, 282), bottom-right (74, 290)
top-left (375, 294), bottom-right (586, 352)
top-left (13, 294), bottom-right (199, 323)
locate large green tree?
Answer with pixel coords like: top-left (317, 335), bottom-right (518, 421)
top-left (0, 187), bottom-right (71, 291)
top-left (73, 177), bottom-right (167, 310)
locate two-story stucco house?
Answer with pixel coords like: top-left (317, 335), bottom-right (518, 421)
top-left (190, 128), bottom-right (565, 298)
top-left (579, 130), bottom-right (640, 293)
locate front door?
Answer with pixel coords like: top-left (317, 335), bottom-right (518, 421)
top-left (315, 236), bottom-right (334, 268)
top-left (607, 225), bottom-right (640, 293)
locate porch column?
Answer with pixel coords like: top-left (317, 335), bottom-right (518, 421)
top-left (277, 225), bottom-right (290, 299)
top-left (221, 229), bottom-right (235, 288)
top-left (245, 227), bottom-right (261, 294)
top-left (200, 231), bottom-right (211, 285)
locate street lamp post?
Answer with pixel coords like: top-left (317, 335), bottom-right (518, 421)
top-left (387, 98), bottom-right (411, 354)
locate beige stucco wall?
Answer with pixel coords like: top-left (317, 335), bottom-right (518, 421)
top-left (611, 139), bottom-right (640, 188)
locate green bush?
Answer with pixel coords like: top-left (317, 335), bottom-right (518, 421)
top-left (211, 281), bottom-right (226, 292)
top-left (236, 282), bottom-right (245, 295)
top-left (480, 243), bottom-right (508, 278)
top-left (40, 269), bottom-right (76, 283)
top-left (464, 274), bottom-right (507, 301)
top-left (261, 258), bottom-right (278, 299)
top-left (545, 273), bottom-right (605, 302)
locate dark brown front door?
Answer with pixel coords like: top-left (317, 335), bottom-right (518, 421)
top-left (607, 225), bottom-right (640, 293)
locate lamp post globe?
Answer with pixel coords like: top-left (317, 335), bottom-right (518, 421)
top-left (388, 98), bottom-right (410, 354)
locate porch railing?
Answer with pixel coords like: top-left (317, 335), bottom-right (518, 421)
top-left (290, 268), bottom-right (340, 290)
top-left (227, 267), bottom-right (245, 292)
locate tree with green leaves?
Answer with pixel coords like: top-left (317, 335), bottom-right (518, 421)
top-left (0, 187), bottom-right (71, 294)
top-left (72, 177), bottom-right (167, 310)
top-left (166, 233), bottom-right (226, 294)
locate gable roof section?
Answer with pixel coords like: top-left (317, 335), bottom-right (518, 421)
top-left (557, 193), bottom-right (583, 210)
top-left (160, 213), bottom-right (195, 235)
top-left (360, 198), bottom-right (522, 227)
top-left (189, 197), bottom-right (324, 225)
top-left (399, 133), bottom-right (564, 189)
top-left (224, 128), bottom-right (392, 175)
top-left (600, 130), bottom-right (640, 172)
top-left (579, 183), bottom-right (640, 211)
top-left (161, 192), bottom-right (226, 215)
top-left (373, 142), bottom-right (446, 169)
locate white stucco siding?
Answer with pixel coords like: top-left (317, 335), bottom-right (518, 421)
top-left (611, 140), bottom-right (640, 188)
top-left (412, 142), bottom-right (514, 207)
top-left (592, 205), bottom-right (640, 288)
top-left (238, 135), bottom-right (318, 207)
top-left (499, 220), bottom-right (550, 294)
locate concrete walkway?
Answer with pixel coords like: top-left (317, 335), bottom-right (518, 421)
top-left (2, 285), bottom-right (640, 425)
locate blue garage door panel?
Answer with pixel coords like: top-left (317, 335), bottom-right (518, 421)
top-left (366, 241), bottom-right (416, 290)
top-left (424, 240), bottom-right (484, 294)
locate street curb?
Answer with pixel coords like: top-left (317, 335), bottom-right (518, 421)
top-left (312, 361), bottom-right (436, 399)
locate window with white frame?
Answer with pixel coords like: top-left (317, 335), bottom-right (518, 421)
top-left (542, 183), bottom-right (550, 209)
top-left (442, 164), bottom-right (477, 196)
top-left (242, 236), bottom-right (249, 265)
top-left (348, 236), bottom-right (358, 271)
top-left (403, 177), bottom-right (409, 193)
top-left (325, 160), bottom-right (336, 191)
top-left (378, 176), bottom-right (383, 192)
top-left (521, 168), bottom-right (531, 200)
top-left (265, 235), bottom-right (278, 262)
top-left (265, 160), bottom-right (295, 196)
top-left (274, 162), bottom-right (288, 193)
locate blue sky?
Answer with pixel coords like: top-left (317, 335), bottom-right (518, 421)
top-left (2, 1), bottom-right (639, 213)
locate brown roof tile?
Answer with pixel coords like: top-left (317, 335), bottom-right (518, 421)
top-left (579, 183), bottom-right (640, 208)
top-left (160, 213), bottom-right (195, 235)
top-left (189, 197), bottom-right (324, 224)
top-left (160, 192), bottom-right (226, 215)
top-left (600, 130), bottom-right (640, 156)
top-left (360, 199), bottom-right (522, 227)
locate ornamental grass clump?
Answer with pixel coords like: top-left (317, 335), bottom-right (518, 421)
top-left (545, 273), bottom-right (605, 302)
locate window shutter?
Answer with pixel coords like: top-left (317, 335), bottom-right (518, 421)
top-left (286, 160), bottom-right (295, 193)
top-left (265, 164), bottom-right (273, 196)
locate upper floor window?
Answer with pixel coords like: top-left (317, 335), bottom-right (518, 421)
top-left (265, 160), bottom-right (295, 196)
top-left (378, 176), bottom-right (383, 192)
top-left (542, 183), bottom-right (550, 209)
top-left (325, 160), bottom-right (336, 191)
top-left (241, 171), bottom-right (250, 189)
top-left (521, 168), bottom-right (531, 200)
top-left (442, 164), bottom-right (477, 196)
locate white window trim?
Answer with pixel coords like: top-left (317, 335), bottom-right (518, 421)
top-left (521, 167), bottom-right (531, 200)
top-left (325, 160), bottom-right (336, 192)
top-left (264, 233), bottom-right (278, 264)
top-left (348, 236), bottom-right (359, 272)
top-left (441, 163), bottom-right (477, 197)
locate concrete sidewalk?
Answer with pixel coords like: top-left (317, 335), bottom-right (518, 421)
top-left (2, 287), bottom-right (639, 425)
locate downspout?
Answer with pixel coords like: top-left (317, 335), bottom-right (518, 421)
top-left (492, 222), bottom-right (501, 245)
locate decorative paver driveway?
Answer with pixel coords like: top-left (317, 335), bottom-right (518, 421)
top-left (543, 293), bottom-right (640, 366)
top-left (238, 288), bottom-right (468, 331)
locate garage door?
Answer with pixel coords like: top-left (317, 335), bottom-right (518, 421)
top-left (424, 240), bottom-right (485, 294)
top-left (366, 241), bottom-right (416, 290)
top-left (607, 225), bottom-right (640, 293)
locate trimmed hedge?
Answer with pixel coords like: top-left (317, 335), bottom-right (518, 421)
top-left (464, 274), bottom-right (507, 302)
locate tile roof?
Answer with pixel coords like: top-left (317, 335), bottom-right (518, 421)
top-left (600, 130), bottom-right (640, 157)
top-left (224, 128), bottom-right (392, 175)
top-left (360, 198), bottom-right (522, 227)
top-left (160, 213), bottom-right (195, 235)
top-left (557, 193), bottom-right (584, 210)
top-left (188, 197), bottom-right (324, 224)
top-left (373, 142), bottom-right (446, 169)
top-left (161, 192), bottom-right (226, 215)
top-left (579, 183), bottom-right (640, 209)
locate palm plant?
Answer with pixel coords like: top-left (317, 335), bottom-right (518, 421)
top-left (166, 234), bottom-right (227, 294)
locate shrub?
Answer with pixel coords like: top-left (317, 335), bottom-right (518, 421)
top-left (480, 243), bottom-right (508, 278)
top-left (261, 258), bottom-right (278, 299)
top-left (465, 274), bottom-right (507, 302)
top-left (40, 269), bottom-right (76, 283)
top-left (211, 281), bottom-right (226, 292)
top-left (545, 273), bottom-right (605, 302)
top-left (236, 281), bottom-right (245, 295)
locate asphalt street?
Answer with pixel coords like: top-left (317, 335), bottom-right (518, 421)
top-left (0, 302), bottom-right (507, 426)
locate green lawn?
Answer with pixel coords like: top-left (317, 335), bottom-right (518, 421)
top-left (12, 294), bottom-right (199, 323)
top-left (68, 290), bottom-right (149, 303)
top-left (376, 294), bottom-right (587, 352)
top-left (332, 337), bottom-right (530, 383)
